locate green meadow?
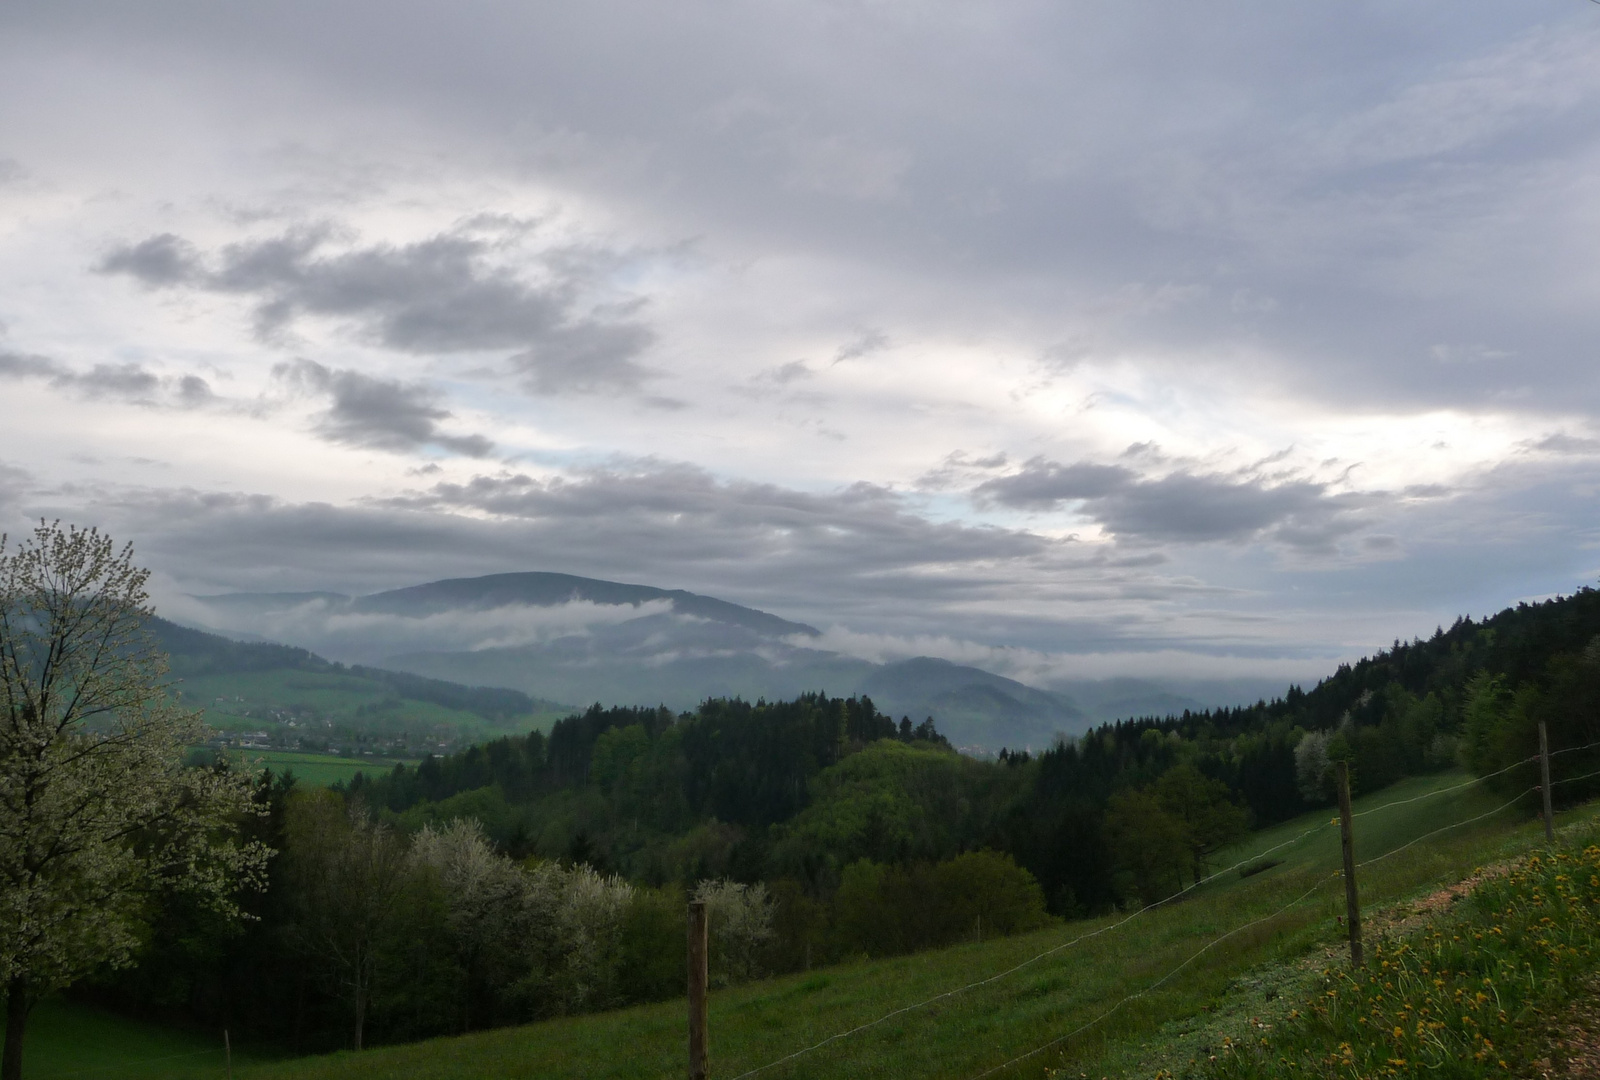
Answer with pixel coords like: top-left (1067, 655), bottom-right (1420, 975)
top-left (173, 666), bottom-right (569, 772)
top-left (31, 769), bottom-right (1584, 1080)
top-left (180, 667), bottom-right (548, 737)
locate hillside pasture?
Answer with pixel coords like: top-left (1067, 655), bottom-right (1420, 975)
top-left (175, 666), bottom-right (569, 764)
top-left (21, 997), bottom-right (280, 1080)
top-left (208, 771), bottom-right (1587, 1080)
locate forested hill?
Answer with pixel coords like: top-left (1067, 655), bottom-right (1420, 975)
top-left (341, 585), bottom-right (1600, 919)
top-left (1131, 586), bottom-right (1600, 738)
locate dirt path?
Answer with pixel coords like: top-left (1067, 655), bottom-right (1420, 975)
top-left (1531, 982), bottom-right (1600, 1079)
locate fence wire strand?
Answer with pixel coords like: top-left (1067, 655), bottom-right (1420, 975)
top-left (730, 751), bottom-right (1594, 1080)
top-left (726, 819), bottom-right (1335, 1080)
top-left (963, 781), bottom-right (1547, 1079)
top-left (965, 874), bottom-right (1342, 1080)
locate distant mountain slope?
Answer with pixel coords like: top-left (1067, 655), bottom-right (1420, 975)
top-left (147, 616), bottom-right (571, 757)
top-left (391, 637), bottom-right (876, 714)
top-left (859, 657), bottom-right (1089, 750)
top-left (352, 572), bottom-right (820, 638)
top-left (178, 571), bottom-right (1277, 752)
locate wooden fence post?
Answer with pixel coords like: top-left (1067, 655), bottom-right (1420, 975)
top-left (1540, 721), bottom-right (1554, 843)
top-left (689, 899), bottom-right (709, 1080)
top-left (1336, 761), bottom-right (1364, 969)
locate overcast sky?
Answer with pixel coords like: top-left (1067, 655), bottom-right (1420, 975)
top-left (2, 1), bottom-right (1599, 688)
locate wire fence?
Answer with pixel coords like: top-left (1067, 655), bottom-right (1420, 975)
top-left (728, 819), bottom-right (1336, 1080)
top-left (964, 784), bottom-right (1545, 1080)
top-left (48, 739), bottom-right (1600, 1080)
top-left (729, 738), bottom-right (1600, 1080)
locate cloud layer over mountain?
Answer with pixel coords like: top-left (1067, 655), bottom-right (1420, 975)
top-left (3, 1), bottom-right (1599, 685)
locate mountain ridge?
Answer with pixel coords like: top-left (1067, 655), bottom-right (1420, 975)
top-left (177, 570), bottom-right (1277, 751)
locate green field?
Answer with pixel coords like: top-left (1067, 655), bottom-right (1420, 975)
top-left (28, 772), bottom-right (1585, 1080)
top-left (183, 667), bottom-right (510, 736)
top-left (174, 666), bottom-right (570, 760)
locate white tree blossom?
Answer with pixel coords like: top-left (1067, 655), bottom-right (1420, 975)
top-left (694, 878), bottom-right (775, 986)
top-left (0, 522), bottom-right (267, 1080)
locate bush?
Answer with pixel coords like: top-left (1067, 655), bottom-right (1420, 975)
top-left (831, 851), bottom-right (1050, 958)
top-left (617, 885), bottom-right (685, 1003)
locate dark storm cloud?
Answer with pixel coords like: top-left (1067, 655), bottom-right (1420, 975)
top-left (977, 457), bottom-right (1369, 549)
top-left (99, 226), bottom-right (656, 394)
top-left (276, 360), bottom-right (494, 457)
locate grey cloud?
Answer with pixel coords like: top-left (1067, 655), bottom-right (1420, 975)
top-left (914, 450), bottom-right (1010, 491)
top-left (63, 363), bottom-right (161, 400)
top-left (71, 471), bottom-right (1057, 614)
top-left (507, 321), bottom-right (655, 395)
top-left (0, 351), bottom-right (214, 408)
top-left (277, 360), bottom-right (494, 457)
top-left (977, 457), bottom-right (1368, 549)
top-left (74, 467), bottom-right (1247, 663)
top-left (23, 4), bottom-right (1600, 412)
top-left (175, 374), bottom-right (217, 407)
top-left (97, 233), bottom-right (201, 286)
top-left (0, 351), bottom-right (59, 379)
top-left (100, 226), bottom-right (656, 394)
top-left (761, 361), bottom-right (813, 385)
top-left (33, 448), bottom-right (1600, 671)
top-left (1530, 433), bottom-right (1600, 455)
top-left (0, 459), bottom-right (31, 510)
top-left (977, 461), bottom-right (1133, 505)
top-left (391, 462), bottom-right (1055, 582)
top-left (834, 330), bottom-right (889, 365)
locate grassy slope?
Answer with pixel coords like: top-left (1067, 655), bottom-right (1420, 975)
top-left (21, 997), bottom-right (282, 1080)
top-left (179, 668), bottom-right (515, 736)
top-left (183, 771), bottom-right (1581, 1080)
top-left (175, 669), bottom-right (569, 781)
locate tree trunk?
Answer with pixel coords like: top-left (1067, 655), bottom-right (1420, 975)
top-left (2, 977), bottom-right (31, 1080)
top-left (353, 983), bottom-right (366, 1051)
top-left (292, 973), bottom-right (305, 1054)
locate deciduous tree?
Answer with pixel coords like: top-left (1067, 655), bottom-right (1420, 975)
top-left (0, 522), bottom-right (266, 1080)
